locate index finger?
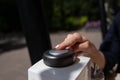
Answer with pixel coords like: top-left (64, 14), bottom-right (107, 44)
top-left (55, 33), bottom-right (84, 50)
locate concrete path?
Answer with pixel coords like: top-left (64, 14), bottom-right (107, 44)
top-left (0, 28), bottom-right (119, 80)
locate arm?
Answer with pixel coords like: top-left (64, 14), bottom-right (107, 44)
top-left (100, 12), bottom-right (120, 75)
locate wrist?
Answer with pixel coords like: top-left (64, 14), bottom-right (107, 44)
top-left (90, 50), bottom-right (105, 69)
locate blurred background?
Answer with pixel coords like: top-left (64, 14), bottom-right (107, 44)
top-left (0, 0), bottom-right (120, 80)
top-left (0, 0), bottom-right (120, 33)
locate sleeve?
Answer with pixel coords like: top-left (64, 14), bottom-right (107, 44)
top-left (99, 12), bottom-right (120, 75)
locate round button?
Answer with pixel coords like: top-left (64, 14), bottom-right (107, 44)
top-left (49, 49), bottom-right (68, 56)
top-left (43, 49), bottom-right (75, 67)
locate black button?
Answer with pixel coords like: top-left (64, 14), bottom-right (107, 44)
top-left (43, 49), bottom-right (75, 67)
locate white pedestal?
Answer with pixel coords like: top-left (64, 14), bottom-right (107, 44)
top-left (28, 56), bottom-right (91, 80)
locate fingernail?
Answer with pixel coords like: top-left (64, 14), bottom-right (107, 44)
top-left (55, 45), bottom-right (60, 48)
top-left (65, 47), bottom-right (70, 49)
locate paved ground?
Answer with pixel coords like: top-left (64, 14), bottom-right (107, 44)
top-left (0, 27), bottom-right (119, 80)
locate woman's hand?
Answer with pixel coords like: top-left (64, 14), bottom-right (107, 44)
top-left (55, 33), bottom-right (105, 69)
top-left (55, 33), bottom-right (97, 57)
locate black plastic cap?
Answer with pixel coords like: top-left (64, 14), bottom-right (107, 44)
top-left (43, 49), bottom-right (75, 67)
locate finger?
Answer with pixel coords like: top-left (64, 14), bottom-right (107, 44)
top-left (55, 40), bottom-right (74, 50)
top-left (72, 41), bottom-right (89, 52)
top-left (71, 42), bottom-right (81, 53)
top-left (73, 33), bottom-right (88, 43)
top-left (72, 41), bottom-right (91, 57)
top-left (55, 33), bottom-right (88, 50)
top-left (78, 41), bottom-right (90, 52)
top-left (78, 41), bottom-right (92, 57)
top-left (56, 33), bottom-right (79, 50)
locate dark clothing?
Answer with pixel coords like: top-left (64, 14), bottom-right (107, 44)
top-left (100, 12), bottom-right (120, 75)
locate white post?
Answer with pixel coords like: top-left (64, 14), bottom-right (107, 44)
top-left (28, 56), bottom-right (91, 80)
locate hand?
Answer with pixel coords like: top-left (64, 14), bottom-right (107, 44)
top-left (55, 33), bottom-right (105, 69)
top-left (55, 33), bottom-right (98, 58)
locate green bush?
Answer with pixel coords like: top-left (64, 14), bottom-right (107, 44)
top-left (48, 0), bottom-right (100, 31)
top-left (66, 16), bottom-right (88, 30)
top-left (0, 0), bottom-right (101, 32)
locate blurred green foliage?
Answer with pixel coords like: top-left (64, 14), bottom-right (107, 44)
top-left (1, 0), bottom-right (117, 32)
top-left (48, 0), bottom-right (100, 31)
